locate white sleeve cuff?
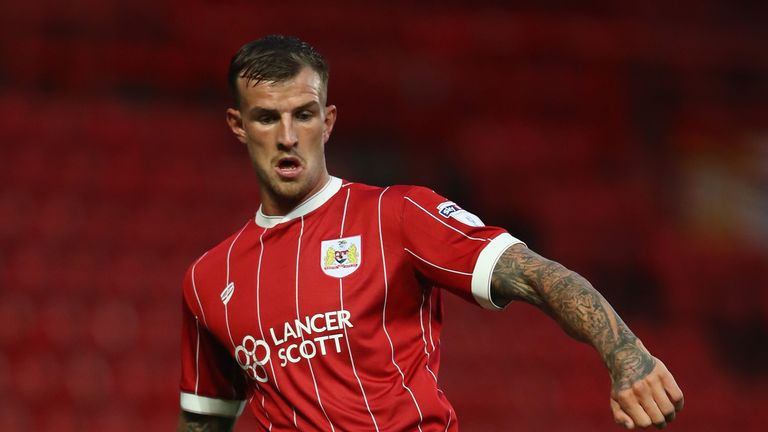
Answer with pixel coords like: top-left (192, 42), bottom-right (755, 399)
top-left (180, 392), bottom-right (246, 417)
top-left (471, 233), bottom-right (525, 310)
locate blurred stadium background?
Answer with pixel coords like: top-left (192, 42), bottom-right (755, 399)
top-left (1, 1), bottom-right (767, 430)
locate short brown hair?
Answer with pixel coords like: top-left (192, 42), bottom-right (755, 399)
top-left (228, 35), bottom-right (329, 107)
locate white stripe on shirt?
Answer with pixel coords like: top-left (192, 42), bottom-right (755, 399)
top-left (191, 252), bottom-right (209, 326)
top-left (379, 188), bottom-right (424, 432)
top-left (404, 248), bottom-right (474, 276)
top-left (255, 228), bottom-right (274, 429)
top-left (296, 216), bottom-right (336, 432)
top-left (223, 222), bottom-right (250, 349)
top-left (338, 189), bottom-right (380, 430)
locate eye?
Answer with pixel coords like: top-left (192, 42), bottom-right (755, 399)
top-left (296, 110), bottom-right (314, 121)
top-left (257, 114), bottom-right (278, 125)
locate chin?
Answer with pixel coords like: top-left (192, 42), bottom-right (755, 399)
top-left (271, 179), bottom-right (310, 201)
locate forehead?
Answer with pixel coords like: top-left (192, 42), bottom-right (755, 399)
top-left (237, 67), bottom-right (325, 110)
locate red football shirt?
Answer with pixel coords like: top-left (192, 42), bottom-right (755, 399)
top-left (179, 177), bottom-right (523, 431)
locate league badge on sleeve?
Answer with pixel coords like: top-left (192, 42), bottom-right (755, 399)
top-left (321, 235), bottom-right (362, 278)
top-left (437, 201), bottom-right (485, 227)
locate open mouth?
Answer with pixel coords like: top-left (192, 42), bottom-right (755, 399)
top-left (275, 156), bottom-right (303, 179)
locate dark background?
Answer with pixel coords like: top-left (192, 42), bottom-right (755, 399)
top-left (1, 1), bottom-right (767, 430)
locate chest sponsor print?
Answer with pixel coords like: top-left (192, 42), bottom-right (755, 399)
top-left (321, 235), bottom-right (362, 278)
top-left (234, 310), bottom-right (354, 382)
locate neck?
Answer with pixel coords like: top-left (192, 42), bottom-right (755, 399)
top-left (260, 173), bottom-right (331, 216)
top-left (261, 198), bottom-right (300, 217)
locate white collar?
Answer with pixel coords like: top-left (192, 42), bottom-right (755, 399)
top-left (255, 176), bottom-right (342, 228)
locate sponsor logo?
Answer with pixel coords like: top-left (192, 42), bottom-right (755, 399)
top-left (234, 335), bottom-right (270, 382)
top-left (321, 235), bottom-right (362, 278)
top-left (437, 201), bottom-right (485, 227)
top-left (234, 310), bottom-right (354, 383)
top-left (438, 201), bottom-right (462, 218)
top-left (220, 282), bottom-right (235, 305)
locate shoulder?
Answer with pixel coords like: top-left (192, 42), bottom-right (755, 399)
top-left (340, 181), bottom-right (452, 231)
top-left (340, 180), bottom-right (456, 217)
top-left (182, 220), bottom-right (255, 295)
top-left (341, 180), bottom-right (433, 204)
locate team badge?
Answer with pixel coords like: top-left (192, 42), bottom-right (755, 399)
top-left (437, 201), bottom-right (485, 227)
top-left (321, 235), bottom-right (362, 278)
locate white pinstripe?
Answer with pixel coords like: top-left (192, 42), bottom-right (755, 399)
top-left (339, 189), bottom-right (350, 235)
top-left (224, 222), bottom-right (250, 349)
top-left (404, 197), bottom-right (489, 242)
top-left (444, 407), bottom-right (453, 432)
top-left (222, 222), bottom-right (250, 400)
top-left (190, 252), bottom-right (209, 396)
top-left (226, 222), bottom-right (250, 282)
top-left (247, 387), bottom-right (273, 431)
top-left (406, 198), bottom-right (457, 432)
top-left (427, 290), bottom-right (435, 352)
top-left (338, 189), bottom-right (380, 431)
top-left (418, 291), bottom-right (439, 383)
top-left (296, 216), bottom-right (336, 432)
top-left (260, 392), bottom-right (272, 431)
top-left (378, 188), bottom-right (424, 432)
top-left (404, 248), bottom-right (473, 276)
top-left (418, 291), bottom-right (453, 429)
top-left (428, 292), bottom-right (449, 432)
top-left (256, 228), bottom-right (281, 392)
top-left (223, 306), bottom-right (235, 348)
top-left (191, 252), bottom-right (209, 326)
top-left (404, 196), bottom-right (461, 431)
top-left (255, 228), bottom-right (274, 430)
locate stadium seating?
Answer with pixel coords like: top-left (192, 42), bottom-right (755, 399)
top-left (1, 2), bottom-right (766, 430)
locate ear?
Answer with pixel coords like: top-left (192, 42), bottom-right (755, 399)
top-left (323, 105), bottom-right (337, 143)
top-left (226, 108), bottom-right (247, 144)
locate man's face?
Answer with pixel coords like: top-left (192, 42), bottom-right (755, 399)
top-left (226, 67), bottom-right (336, 215)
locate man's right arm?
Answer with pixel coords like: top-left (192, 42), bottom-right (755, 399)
top-left (176, 410), bottom-right (237, 432)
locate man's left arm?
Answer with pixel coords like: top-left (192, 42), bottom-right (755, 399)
top-left (491, 243), bottom-right (684, 429)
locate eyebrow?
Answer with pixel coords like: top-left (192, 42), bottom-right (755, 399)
top-left (248, 101), bottom-right (320, 118)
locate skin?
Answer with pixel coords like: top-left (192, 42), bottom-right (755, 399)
top-left (180, 66), bottom-right (684, 431)
top-left (225, 66), bottom-right (337, 216)
top-left (176, 411), bottom-right (235, 432)
top-left (491, 244), bottom-right (684, 429)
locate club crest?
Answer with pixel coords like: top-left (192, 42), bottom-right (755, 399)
top-left (321, 235), bottom-right (362, 278)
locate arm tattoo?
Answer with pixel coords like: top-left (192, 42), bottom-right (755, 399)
top-left (177, 411), bottom-right (236, 432)
top-left (491, 244), bottom-right (656, 393)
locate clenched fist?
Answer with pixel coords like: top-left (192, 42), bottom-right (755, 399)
top-left (610, 358), bottom-right (684, 429)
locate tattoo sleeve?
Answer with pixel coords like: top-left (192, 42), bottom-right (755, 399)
top-left (176, 411), bottom-right (236, 432)
top-left (491, 244), bottom-right (656, 393)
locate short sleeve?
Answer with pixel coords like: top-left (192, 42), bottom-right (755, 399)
top-left (179, 269), bottom-right (247, 417)
top-left (401, 187), bottom-right (525, 310)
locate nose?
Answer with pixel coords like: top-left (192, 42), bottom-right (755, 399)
top-left (277, 115), bottom-right (298, 148)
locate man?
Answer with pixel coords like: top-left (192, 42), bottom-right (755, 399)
top-left (177, 35), bottom-right (683, 431)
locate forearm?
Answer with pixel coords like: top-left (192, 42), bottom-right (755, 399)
top-left (491, 245), bottom-right (655, 392)
top-left (177, 411), bottom-right (236, 432)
